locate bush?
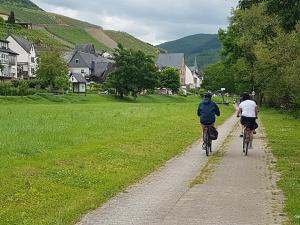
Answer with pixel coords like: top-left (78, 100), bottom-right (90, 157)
top-left (0, 80), bottom-right (44, 96)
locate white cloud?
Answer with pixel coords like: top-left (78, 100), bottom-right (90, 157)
top-left (31, 0), bottom-right (238, 44)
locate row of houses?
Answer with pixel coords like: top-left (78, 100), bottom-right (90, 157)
top-left (0, 35), bottom-right (202, 93)
top-left (0, 35), bottom-right (37, 79)
top-left (68, 49), bottom-right (202, 94)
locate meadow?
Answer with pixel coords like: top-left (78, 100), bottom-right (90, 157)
top-left (0, 94), bottom-right (234, 225)
top-left (261, 110), bottom-right (300, 225)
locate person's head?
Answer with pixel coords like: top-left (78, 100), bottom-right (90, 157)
top-left (204, 92), bottom-right (212, 99)
top-left (242, 92), bottom-right (250, 101)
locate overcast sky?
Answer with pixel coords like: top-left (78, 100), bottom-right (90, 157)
top-left (31, 0), bottom-right (238, 45)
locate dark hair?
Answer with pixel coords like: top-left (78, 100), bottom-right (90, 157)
top-left (242, 92), bottom-right (250, 100)
top-left (204, 92), bottom-right (212, 98)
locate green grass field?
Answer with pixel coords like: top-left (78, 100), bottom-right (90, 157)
top-left (261, 109), bottom-right (300, 225)
top-left (105, 30), bottom-right (159, 56)
top-left (46, 25), bottom-right (110, 51)
top-left (0, 94), bottom-right (234, 225)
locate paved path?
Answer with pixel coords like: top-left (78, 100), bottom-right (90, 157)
top-left (77, 115), bottom-right (284, 225)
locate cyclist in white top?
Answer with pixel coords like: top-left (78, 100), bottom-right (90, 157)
top-left (237, 93), bottom-right (259, 137)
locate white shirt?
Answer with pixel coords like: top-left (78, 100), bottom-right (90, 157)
top-left (239, 100), bottom-right (257, 117)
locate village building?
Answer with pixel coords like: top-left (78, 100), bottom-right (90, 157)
top-left (68, 44), bottom-right (114, 82)
top-left (156, 53), bottom-right (201, 90)
top-left (0, 38), bottom-right (18, 79)
top-left (6, 34), bottom-right (37, 79)
top-left (189, 58), bottom-right (202, 88)
top-left (69, 73), bottom-right (87, 94)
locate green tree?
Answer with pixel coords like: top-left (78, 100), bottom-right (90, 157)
top-left (202, 62), bottom-right (235, 93)
top-left (36, 51), bottom-right (69, 90)
top-left (159, 67), bottom-right (180, 94)
top-left (0, 17), bottom-right (5, 23)
top-left (7, 11), bottom-right (16, 24)
top-left (109, 44), bottom-right (159, 99)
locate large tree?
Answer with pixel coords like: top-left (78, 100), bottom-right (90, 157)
top-left (238, 0), bottom-right (300, 32)
top-left (109, 44), bottom-right (159, 99)
top-left (36, 51), bottom-right (69, 90)
top-left (159, 67), bottom-right (180, 94)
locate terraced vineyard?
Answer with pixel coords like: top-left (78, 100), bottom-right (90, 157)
top-left (105, 30), bottom-right (159, 56)
top-left (0, 23), bottom-right (68, 51)
top-left (49, 13), bottom-right (99, 29)
top-left (0, 5), bottom-right (57, 24)
top-left (45, 25), bottom-right (111, 51)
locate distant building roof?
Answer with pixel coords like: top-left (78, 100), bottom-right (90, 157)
top-left (75, 44), bottom-right (96, 54)
top-left (156, 53), bottom-right (185, 69)
top-left (69, 51), bottom-right (114, 69)
top-left (71, 73), bottom-right (87, 83)
top-left (7, 34), bottom-right (32, 53)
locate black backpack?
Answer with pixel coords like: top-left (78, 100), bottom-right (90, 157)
top-left (209, 126), bottom-right (218, 140)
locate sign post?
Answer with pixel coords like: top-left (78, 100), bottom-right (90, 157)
top-left (221, 88), bottom-right (226, 104)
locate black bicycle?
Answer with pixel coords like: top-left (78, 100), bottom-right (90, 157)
top-left (202, 125), bottom-right (212, 156)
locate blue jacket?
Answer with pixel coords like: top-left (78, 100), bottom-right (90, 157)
top-left (197, 98), bottom-right (220, 124)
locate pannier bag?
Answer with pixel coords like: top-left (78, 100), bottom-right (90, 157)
top-left (209, 126), bottom-right (218, 140)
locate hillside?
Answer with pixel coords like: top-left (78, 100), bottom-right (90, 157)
top-left (0, 0), bottom-right (41, 10)
top-left (0, 1), bottom-right (159, 54)
top-left (157, 34), bottom-right (222, 69)
top-left (105, 30), bottom-right (159, 56)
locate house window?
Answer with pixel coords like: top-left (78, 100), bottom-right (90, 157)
top-left (31, 68), bottom-right (35, 74)
top-left (81, 69), bottom-right (85, 73)
top-left (31, 57), bottom-right (35, 63)
top-left (75, 59), bottom-right (79, 64)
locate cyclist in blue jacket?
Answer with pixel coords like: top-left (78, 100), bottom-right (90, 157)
top-left (197, 93), bottom-right (220, 128)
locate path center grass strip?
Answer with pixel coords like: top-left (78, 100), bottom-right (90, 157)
top-left (0, 94), bottom-right (233, 225)
top-left (261, 109), bottom-right (300, 225)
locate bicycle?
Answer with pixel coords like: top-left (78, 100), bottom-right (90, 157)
top-left (242, 126), bottom-right (253, 156)
top-left (202, 125), bottom-right (212, 156)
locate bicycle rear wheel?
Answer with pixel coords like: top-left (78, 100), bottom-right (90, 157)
top-left (205, 133), bottom-right (210, 156)
top-left (245, 141), bottom-right (249, 156)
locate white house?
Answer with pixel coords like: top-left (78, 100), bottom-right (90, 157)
top-left (0, 38), bottom-right (18, 79)
top-left (6, 34), bottom-right (37, 79)
top-left (185, 66), bottom-right (196, 89)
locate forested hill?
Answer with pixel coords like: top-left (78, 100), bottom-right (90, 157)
top-left (0, 0), bottom-right (41, 10)
top-left (157, 34), bottom-right (221, 69)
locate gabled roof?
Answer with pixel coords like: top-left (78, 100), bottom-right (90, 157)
top-left (69, 51), bottom-right (114, 69)
top-left (0, 38), bottom-right (9, 43)
top-left (71, 73), bottom-right (87, 83)
top-left (75, 44), bottom-right (96, 54)
top-left (7, 34), bottom-right (32, 53)
top-left (156, 53), bottom-right (185, 69)
top-left (0, 48), bottom-right (19, 55)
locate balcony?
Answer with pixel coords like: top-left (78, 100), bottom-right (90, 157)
top-left (8, 57), bottom-right (16, 65)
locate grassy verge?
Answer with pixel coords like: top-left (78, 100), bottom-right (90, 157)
top-left (0, 94), bottom-right (233, 225)
top-left (261, 109), bottom-right (300, 225)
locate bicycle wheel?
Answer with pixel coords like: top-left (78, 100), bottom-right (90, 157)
top-left (245, 141), bottom-right (249, 156)
top-left (205, 133), bottom-right (210, 156)
top-left (243, 131), bottom-right (246, 153)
